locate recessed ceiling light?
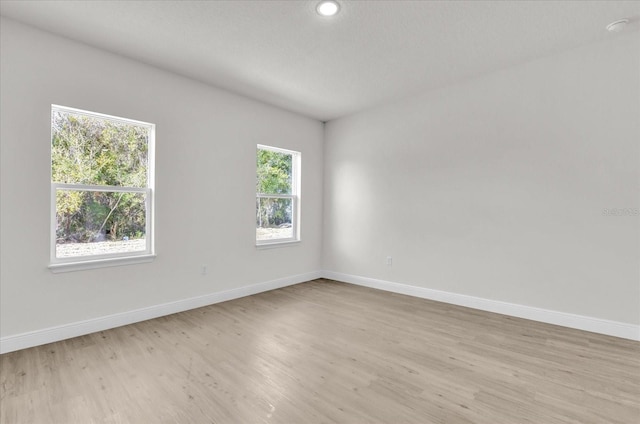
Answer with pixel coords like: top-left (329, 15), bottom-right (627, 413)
top-left (317, 0), bottom-right (340, 17)
top-left (606, 19), bottom-right (629, 32)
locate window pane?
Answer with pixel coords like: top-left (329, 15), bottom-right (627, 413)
top-left (256, 148), bottom-right (292, 195)
top-left (55, 189), bottom-right (147, 258)
top-left (256, 197), bottom-right (293, 241)
top-left (52, 109), bottom-right (149, 187)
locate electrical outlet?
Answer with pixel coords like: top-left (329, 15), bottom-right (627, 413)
top-left (386, 256), bottom-right (392, 266)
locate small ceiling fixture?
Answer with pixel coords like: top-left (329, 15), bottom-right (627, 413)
top-left (606, 19), bottom-right (629, 32)
top-left (317, 0), bottom-right (340, 17)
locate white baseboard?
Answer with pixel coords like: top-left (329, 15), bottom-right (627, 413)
top-left (322, 271), bottom-right (640, 341)
top-left (0, 271), bottom-right (322, 354)
top-left (2, 269), bottom-right (637, 354)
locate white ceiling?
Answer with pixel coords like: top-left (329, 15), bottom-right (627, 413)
top-left (1, 0), bottom-right (639, 121)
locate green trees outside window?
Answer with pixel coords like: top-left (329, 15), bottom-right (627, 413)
top-left (51, 106), bottom-right (154, 261)
top-left (256, 146), bottom-right (300, 243)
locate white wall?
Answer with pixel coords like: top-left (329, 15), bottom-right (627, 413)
top-left (2, 16), bottom-right (638, 349)
top-left (0, 18), bottom-right (323, 340)
top-left (324, 32), bottom-right (640, 326)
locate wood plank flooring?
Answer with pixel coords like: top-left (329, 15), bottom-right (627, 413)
top-left (1, 279), bottom-right (639, 423)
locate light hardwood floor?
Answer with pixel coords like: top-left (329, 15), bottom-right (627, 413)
top-left (1, 279), bottom-right (639, 423)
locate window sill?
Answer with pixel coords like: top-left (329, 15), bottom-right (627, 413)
top-left (256, 240), bottom-right (300, 249)
top-left (49, 254), bottom-right (156, 273)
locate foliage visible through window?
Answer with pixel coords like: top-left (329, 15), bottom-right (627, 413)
top-left (51, 105), bottom-right (154, 263)
top-left (256, 145), bottom-right (300, 244)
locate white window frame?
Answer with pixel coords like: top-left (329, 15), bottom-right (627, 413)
top-left (49, 105), bottom-right (155, 272)
top-left (256, 144), bottom-right (301, 247)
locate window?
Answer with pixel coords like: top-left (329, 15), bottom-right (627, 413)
top-left (50, 105), bottom-right (155, 270)
top-left (256, 145), bottom-right (300, 245)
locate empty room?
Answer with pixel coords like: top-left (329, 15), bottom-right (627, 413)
top-left (1, 1), bottom-right (639, 423)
